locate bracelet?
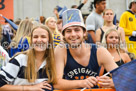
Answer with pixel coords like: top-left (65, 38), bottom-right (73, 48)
top-left (22, 85), bottom-right (24, 91)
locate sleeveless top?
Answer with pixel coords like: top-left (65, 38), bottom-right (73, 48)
top-left (100, 26), bottom-right (119, 42)
top-left (64, 44), bottom-right (100, 80)
top-left (116, 59), bottom-right (125, 66)
top-left (103, 59), bottom-right (124, 77)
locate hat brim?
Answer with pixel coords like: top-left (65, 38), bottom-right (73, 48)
top-left (62, 22), bottom-right (86, 35)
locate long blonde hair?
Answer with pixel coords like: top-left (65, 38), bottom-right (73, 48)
top-left (45, 17), bottom-right (62, 41)
top-left (11, 19), bottom-right (33, 47)
top-left (12, 25), bottom-right (57, 84)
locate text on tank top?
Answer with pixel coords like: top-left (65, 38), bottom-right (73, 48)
top-left (64, 44), bottom-right (100, 80)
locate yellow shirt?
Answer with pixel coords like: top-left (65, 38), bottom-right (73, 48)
top-left (120, 10), bottom-right (136, 37)
top-left (119, 10), bottom-right (136, 55)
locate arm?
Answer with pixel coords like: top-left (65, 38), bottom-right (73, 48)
top-left (0, 81), bottom-right (51, 91)
top-left (0, 57), bottom-right (52, 91)
top-left (77, 0), bottom-right (88, 10)
top-left (97, 47), bottom-right (118, 72)
top-left (96, 47), bottom-right (118, 88)
top-left (0, 85), bottom-right (26, 91)
top-left (54, 44), bottom-right (97, 89)
top-left (117, 27), bottom-right (128, 51)
top-left (0, 58), bottom-right (24, 91)
top-left (53, 45), bottom-right (81, 89)
top-left (123, 53), bottom-right (131, 63)
top-left (86, 14), bottom-right (96, 43)
top-left (54, 8), bottom-right (59, 20)
top-left (118, 27), bottom-right (126, 43)
top-left (96, 29), bottom-right (102, 43)
top-left (88, 31), bottom-right (96, 43)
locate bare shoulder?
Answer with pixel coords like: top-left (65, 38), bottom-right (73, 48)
top-left (55, 43), bottom-right (67, 59)
top-left (118, 27), bottom-right (124, 31)
top-left (97, 47), bottom-right (118, 71)
top-left (97, 47), bottom-right (111, 66)
top-left (96, 28), bottom-right (101, 33)
top-left (97, 47), bottom-right (110, 57)
top-left (55, 42), bottom-right (66, 53)
top-left (97, 47), bottom-right (108, 54)
top-left (121, 52), bottom-right (129, 58)
top-left (121, 52), bottom-right (131, 63)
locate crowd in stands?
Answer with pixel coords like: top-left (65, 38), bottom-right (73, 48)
top-left (0, 0), bottom-right (136, 90)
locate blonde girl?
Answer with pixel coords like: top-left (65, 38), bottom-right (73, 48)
top-left (45, 17), bottom-right (62, 48)
top-left (0, 25), bottom-right (57, 91)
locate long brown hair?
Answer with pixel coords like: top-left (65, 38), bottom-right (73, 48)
top-left (13, 25), bottom-right (57, 84)
top-left (27, 25), bottom-right (56, 84)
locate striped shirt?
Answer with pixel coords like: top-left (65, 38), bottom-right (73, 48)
top-left (0, 54), bottom-right (48, 87)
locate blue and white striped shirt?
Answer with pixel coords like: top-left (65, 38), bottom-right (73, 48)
top-left (0, 54), bottom-right (48, 87)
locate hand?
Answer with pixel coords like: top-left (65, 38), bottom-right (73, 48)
top-left (97, 76), bottom-right (114, 88)
top-left (31, 81), bottom-right (52, 91)
top-left (81, 76), bottom-right (98, 88)
top-left (83, 0), bottom-right (88, 4)
top-left (54, 8), bottom-right (59, 15)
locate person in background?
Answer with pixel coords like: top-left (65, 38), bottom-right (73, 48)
top-left (40, 16), bottom-right (46, 25)
top-left (54, 0), bottom-right (88, 20)
top-left (119, 0), bottom-right (136, 56)
top-left (10, 19), bottom-right (33, 57)
top-left (96, 9), bottom-right (125, 43)
top-left (86, 0), bottom-right (106, 43)
top-left (98, 28), bottom-right (131, 88)
top-left (56, 19), bottom-right (63, 33)
top-left (71, 0), bottom-right (88, 10)
top-left (45, 17), bottom-right (61, 48)
top-left (54, 8), bottom-right (60, 20)
top-left (0, 25), bottom-right (57, 91)
top-left (14, 18), bottom-right (22, 26)
top-left (30, 18), bottom-right (41, 27)
top-left (1, 19), bottom-right (14, 52)
top-left (54, 9), bottom-right (118, 90)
